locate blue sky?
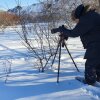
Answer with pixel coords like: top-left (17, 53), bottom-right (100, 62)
top-left (0, 0), bottom-right (39, 10)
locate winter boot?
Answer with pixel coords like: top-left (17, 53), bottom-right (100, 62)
top-left (96, 69), bottom-right (100, 82)
top-left (85, 66), bottom-right (96, 85)
top-left (96, 77), bottom-right (100, 82)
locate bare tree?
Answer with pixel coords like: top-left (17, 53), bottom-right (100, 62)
top-left (17, 0), bottom-right (81, 72)
top-left (19, 0), bottom-right (100, 72)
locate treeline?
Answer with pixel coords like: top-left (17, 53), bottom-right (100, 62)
top-left (0, 0), bottom-right (100, 27)
top-left (0, 11), bottom-right (20, 26)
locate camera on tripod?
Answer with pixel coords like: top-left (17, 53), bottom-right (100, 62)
top-left (51, 25), bottom-right (68, 41)
top-left (51, 25), bottom-right (65, 34)
top-left (50, 25), bottom-right (79, 83)
top-left (51, 27), bottom-right (61, 34)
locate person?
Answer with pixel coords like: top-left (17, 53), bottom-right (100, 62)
top-left (52, 4), bottom-right (100, 85)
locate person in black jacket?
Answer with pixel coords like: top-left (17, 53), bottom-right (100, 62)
top-left (51, 4), bottom-right (100, 85)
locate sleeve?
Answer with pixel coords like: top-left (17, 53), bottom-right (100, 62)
top-left (61, 17), bottom-right (94, 37)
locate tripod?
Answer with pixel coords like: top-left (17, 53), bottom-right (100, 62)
top-left (51, 35), bottom-right (80, 83)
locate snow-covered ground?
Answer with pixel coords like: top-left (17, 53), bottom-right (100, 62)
top-left (0, 27), bottom-right (100, 100)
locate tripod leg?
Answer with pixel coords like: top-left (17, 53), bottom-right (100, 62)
top-left (64, 42), bottom-right (80, 72)
top-left (57, 41), bottom-right (62, 83)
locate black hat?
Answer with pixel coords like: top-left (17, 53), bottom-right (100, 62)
top-left (75, 4), bottom-right (84, 19)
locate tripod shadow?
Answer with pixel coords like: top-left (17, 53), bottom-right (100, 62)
top-left (0, 66), bottom-right (83, 100)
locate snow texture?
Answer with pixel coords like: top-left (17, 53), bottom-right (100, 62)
top-left (0, 26), bottom-right (100, 100)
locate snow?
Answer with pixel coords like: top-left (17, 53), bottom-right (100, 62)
top-left (0, 26), bottom-right (100, 100)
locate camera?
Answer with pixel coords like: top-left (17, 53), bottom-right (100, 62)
top-left (51, 27), bottom-right (61, 34)
top-left (51, 25), bottom-right (66, 34)
top-left (51, 25), bottom-right (68, 40)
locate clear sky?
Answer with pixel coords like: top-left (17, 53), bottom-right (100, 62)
top-left (0, 0), bottom-right (39, 10)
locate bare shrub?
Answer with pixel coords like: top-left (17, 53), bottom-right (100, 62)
top-left (18, 0), bottom-right (100, 72)
top-left (18, 0), bottom-right (80, 72)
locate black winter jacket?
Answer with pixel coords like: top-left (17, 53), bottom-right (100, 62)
top-left (61, 10), bottom-right (100, 59)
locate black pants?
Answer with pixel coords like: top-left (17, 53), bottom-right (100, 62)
top-left (85, 59), bottom-right (100, 84)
